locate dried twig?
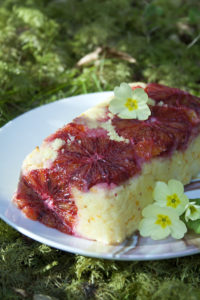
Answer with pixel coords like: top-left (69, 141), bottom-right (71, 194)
top-left (76, 46), bottom-right (136, 67)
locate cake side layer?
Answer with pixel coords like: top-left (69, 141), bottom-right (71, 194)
top-left (73, 134), bottom-right (200, 244)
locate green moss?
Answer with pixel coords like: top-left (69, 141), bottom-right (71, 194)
top-left (1, 0), bottom-right (200, 299)
top-left (1, 216), bottom-right (200, 299)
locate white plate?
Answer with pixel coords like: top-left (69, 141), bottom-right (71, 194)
top-left (1, 92), bottom-right (200, 261)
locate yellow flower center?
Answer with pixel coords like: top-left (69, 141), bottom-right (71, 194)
top-left (166, 193), bottom-right (180, 208)
top-left (155, 214), bottom-right (172, 228)
top-left (125, 98), bottom-right (138, 111)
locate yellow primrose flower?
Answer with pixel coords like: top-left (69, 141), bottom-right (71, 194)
top-left (109, 82), bottom-right (151, 120)
top-left (139, 204), bottom-right (187, 240)
top-left (153, 179), bottom-right (189, 216)
top-left (185, 201), bottom-right (200, 222)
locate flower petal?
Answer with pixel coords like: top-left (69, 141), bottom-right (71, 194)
top-left (170, 219), bottom-right (187, 239)
top-left (136, 107), bottom-right (151, 120)
top-left (185, 203), bottom-right (200, 221)
top-left (175, 194), bottom-right (189, 215)
top-left (109, 98), bottom-right (125, 115)
top-left (147, 98), bottom-right (155, 106)
top-left (185, 207), bottom-right (191, 222)
top-left (137, 102), bottom-right (150, 109)
top-left (151, 226), bottom-right (171, 240)
top-left (153, 181), bottom-right (170, 205)
top-left (132, 88), bottom-right (148, 103)
top-left (142, 204), bottom-right (174, 218)
top-left (179, 194), bottom-right (189, 206)
top-left (168, 179), bottom-right (184, 197)
top-left (114, 83), bottom-right (132, 100)
top-left (142, 204), bottom-right (159, 218)
top-left (190, 210), bottom-right (200, 221)
top-left (118, 110), bottom-right (137, 119)
top-left (174, 204), bottom-right (187, 216)
top-left (139, 218), bottom-right (157, 237)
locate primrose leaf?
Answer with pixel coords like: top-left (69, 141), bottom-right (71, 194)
top-left (184, 199), bottom-right (200, 233)
top-left (187, 219), bottom-right (200, 234)
top-left (189, 198), bottom-right (200, 205)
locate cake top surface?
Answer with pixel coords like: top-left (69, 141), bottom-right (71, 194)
top-left (22, 83), bottom-right (200, 193)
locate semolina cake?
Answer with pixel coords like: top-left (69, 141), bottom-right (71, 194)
top-left (13, 83), bottom-right (200, 244)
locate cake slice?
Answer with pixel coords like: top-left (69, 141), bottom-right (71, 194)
top-left (13, 83), bottom-right (200, 244)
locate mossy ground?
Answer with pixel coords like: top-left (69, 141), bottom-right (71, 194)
top-left (1, 0), bottom-right (200, 299)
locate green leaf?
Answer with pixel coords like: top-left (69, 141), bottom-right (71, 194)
top-left (185, 199), bottom-right (200, 234)
top-left (187, 219), bottom-right (200, 234)
top-left (189, 198), bottom-right (200, 205)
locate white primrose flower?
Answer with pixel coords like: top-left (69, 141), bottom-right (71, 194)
top-left (109, 82), bottom-right (151, 120)
top-left (185, 201), bottom-right (200, 222)
top-left (153, 179), bottom-right (189, 216)
top-left (139, 204), bottom-right (187, 240)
